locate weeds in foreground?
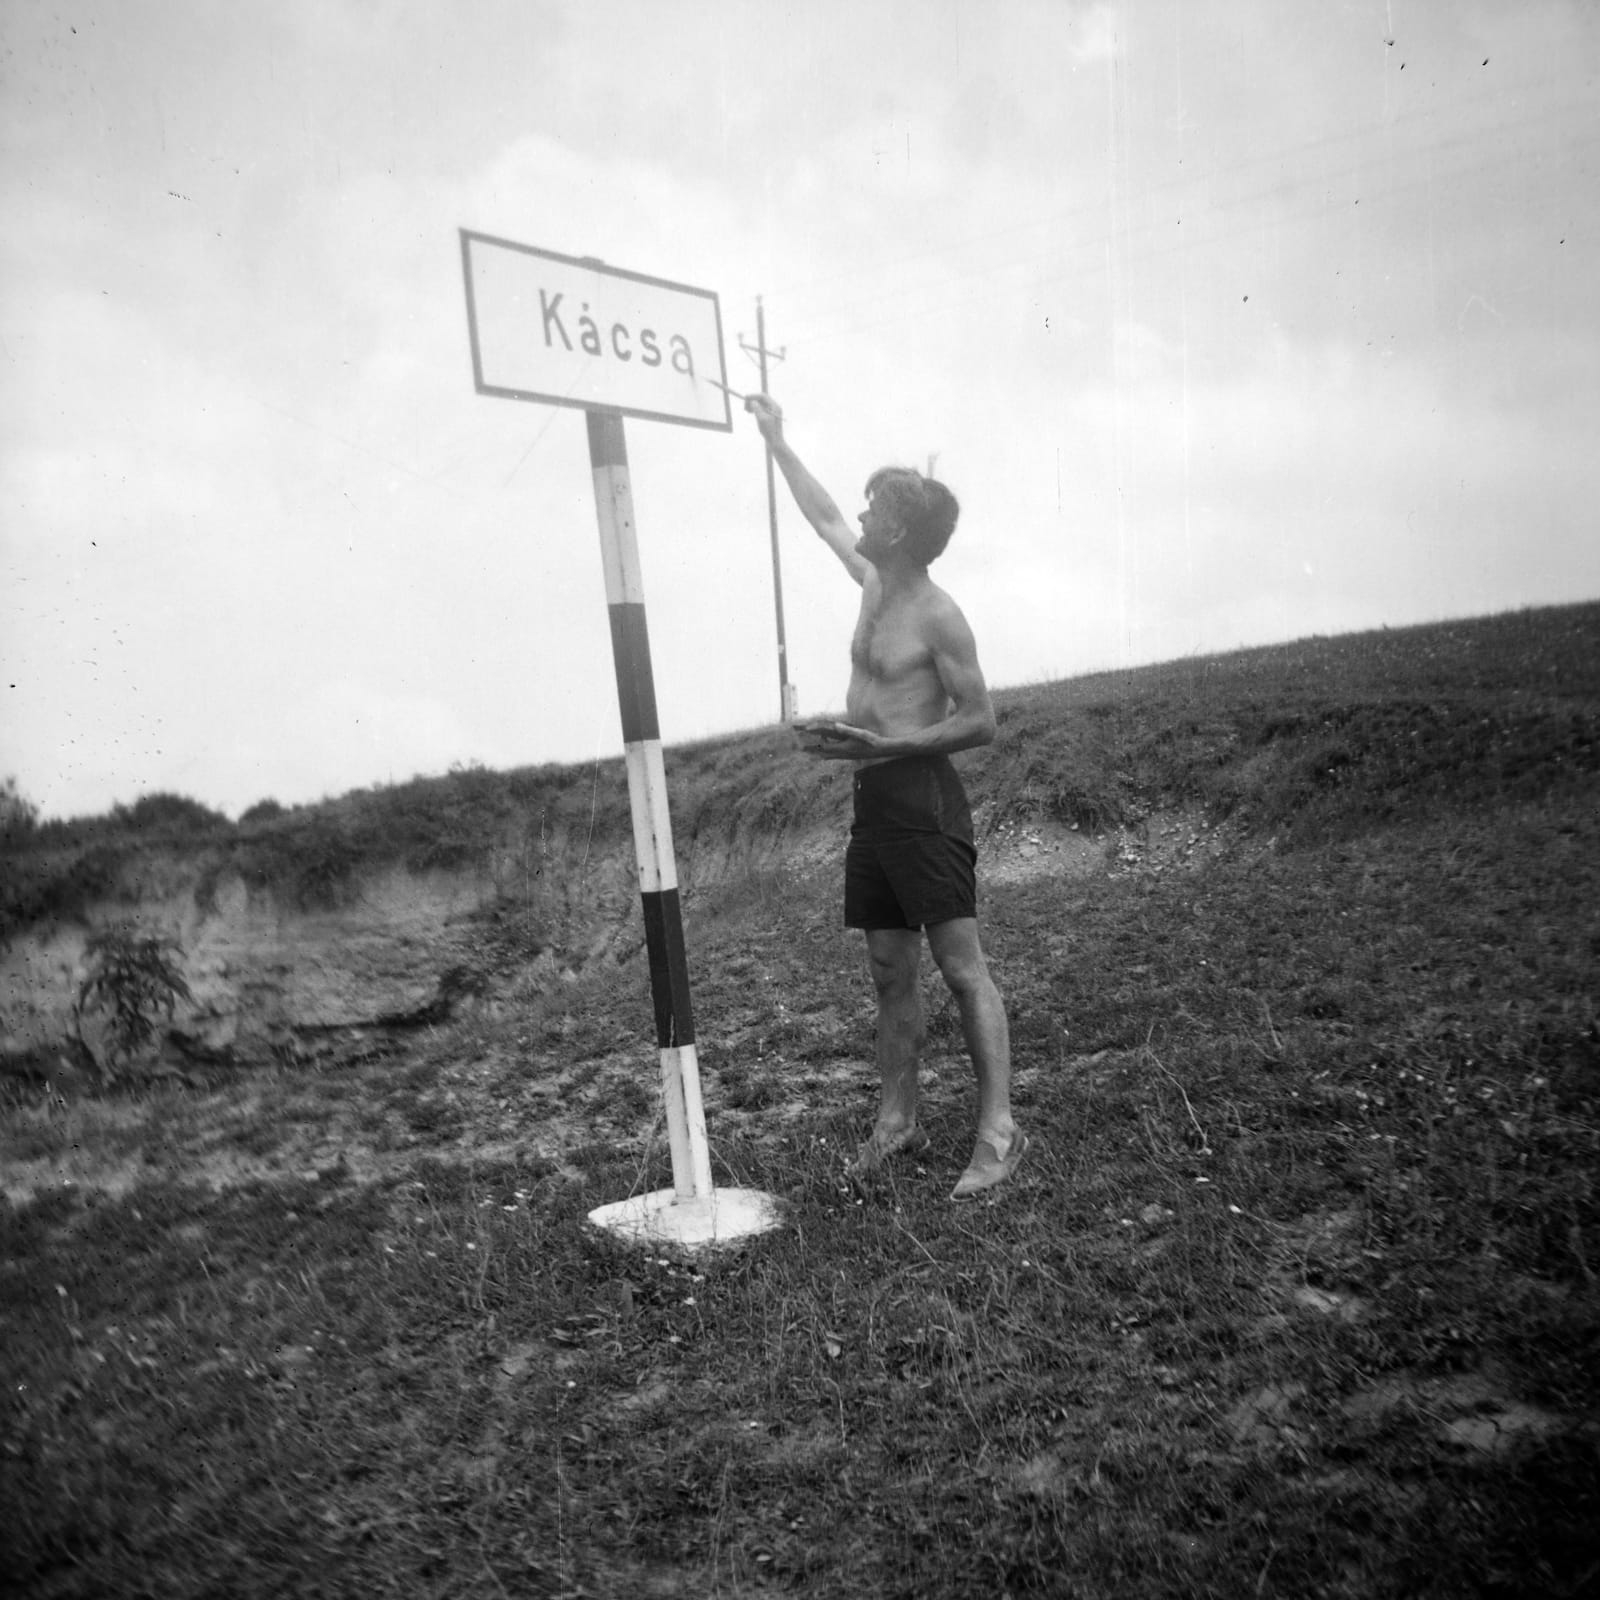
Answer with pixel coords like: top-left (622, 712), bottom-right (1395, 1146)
top-left (4, 787), bottom-right (1598, 1598)
top-left (3, 605), bottom-right (1599, 1598)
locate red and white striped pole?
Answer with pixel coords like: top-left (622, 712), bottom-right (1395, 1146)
top-left (586, 409), bottom-right (715, 1204)
top-left (459, 230), bottom-right (775, 1245)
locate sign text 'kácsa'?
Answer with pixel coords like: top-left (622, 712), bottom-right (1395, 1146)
top-left (461, 231), bottom-right (728, 431)
top-left (537, 291), bottom-right (695, 376)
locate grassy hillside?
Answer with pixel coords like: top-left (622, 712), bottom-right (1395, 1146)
top-left (5, 601), bottom-right (1597, 940)
top-left (2, 602), bottom-right (1598, 1598)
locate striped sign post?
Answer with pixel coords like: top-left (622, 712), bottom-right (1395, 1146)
top-left (460, 231), bottom-right (779, 1249)
top-left (587, 408), bottom-right (712, 1202)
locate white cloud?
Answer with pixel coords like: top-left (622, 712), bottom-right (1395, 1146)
top-left (1068, 3), bottom-right (1122, 66)
top-left (3, 0), bottom-right (1598, 820)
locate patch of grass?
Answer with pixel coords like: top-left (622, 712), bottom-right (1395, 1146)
top-left (1, 793), bottom-right (232, 941)
top-left (967, 601), bottom-right (1600, 841)
top-left (0, 839), bottom-right (123, 945)
top-left (11, 781), bottom-right (1597, 1596)
top-left (4, 602), bottom-right (1600, 1597)
top-left (7, 603), bottom-right (1599, 943)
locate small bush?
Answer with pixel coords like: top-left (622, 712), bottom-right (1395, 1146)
top-left (1, 776), bottom-right (38, 847)
top-left (0, 845), bottom-right (121, 948)
top-left (239, 798), bottom-right (286, 827)
top-left (233, 812), bottom-right (364, 908)
top-left (74, 923), bottom-right (194, 1081)
top-left (112, 792), bottom-right (232, 839)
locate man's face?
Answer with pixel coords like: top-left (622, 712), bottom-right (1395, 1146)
top-left (855, 493), bottom-right (900, 563)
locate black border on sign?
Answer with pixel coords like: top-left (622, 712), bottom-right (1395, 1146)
top-left (459, 228), bottom-right (734, 433)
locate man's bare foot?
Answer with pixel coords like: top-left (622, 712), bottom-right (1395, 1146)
top-left (950, 1128), bottom-right (1029, 1199)
top-left (848, 1123), bottom-right (930, 1180)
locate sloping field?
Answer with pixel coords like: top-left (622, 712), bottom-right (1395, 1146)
top-left (3, 603), bottom-right (1598, 1598)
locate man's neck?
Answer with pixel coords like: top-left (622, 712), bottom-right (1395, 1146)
top-left (871, 554), bottom-right (932, 600)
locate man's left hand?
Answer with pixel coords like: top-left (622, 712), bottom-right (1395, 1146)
top-left (794, 720), bottom-right (892, 760)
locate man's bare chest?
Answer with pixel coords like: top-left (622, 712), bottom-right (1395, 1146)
top-left (851, 597), bottom-right (931, 682)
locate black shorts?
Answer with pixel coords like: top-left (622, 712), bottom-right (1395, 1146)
top-left (844, 755), bottom-right (978, 931)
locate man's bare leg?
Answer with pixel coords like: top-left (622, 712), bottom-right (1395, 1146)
top-left (849, 928), bottom-right (929, 1175)
top-left (926, 918), bottom-right (1024, 1195)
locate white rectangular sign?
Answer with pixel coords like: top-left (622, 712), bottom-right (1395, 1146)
top-left (460, 230), bottom-right (733, 431)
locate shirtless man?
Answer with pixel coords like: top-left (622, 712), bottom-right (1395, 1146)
top-left (745, 393), bottom-right (1026, 1199)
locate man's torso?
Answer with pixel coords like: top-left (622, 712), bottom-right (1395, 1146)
top-left (845, 573), bottom-right (956, 763)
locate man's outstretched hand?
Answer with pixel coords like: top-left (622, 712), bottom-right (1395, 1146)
top-left (793, 719), bottom-right (891, 761)
top-left (745, 393), bottom-right (784, 447)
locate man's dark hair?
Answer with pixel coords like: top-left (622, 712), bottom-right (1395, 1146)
top-left (864, 467), bottom-right (960, 565)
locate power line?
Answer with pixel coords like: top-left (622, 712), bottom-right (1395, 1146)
top-left (780, 115), bottom-right (1597, 352)
top-left (772, 91), bottom-right (1597, 346)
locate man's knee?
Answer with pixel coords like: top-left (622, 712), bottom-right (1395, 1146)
top-left (939, 956), bottom-right (994, 1003)
top-left (868, 953), bottom-right (917, 1000)
top-left (927, 921), bottom-right (994, 998)
top-left (866, 932), bottom-right (920, 998)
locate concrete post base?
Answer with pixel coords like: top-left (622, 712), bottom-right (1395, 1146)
top-left (586, 1186), bottom-right (782, 1251)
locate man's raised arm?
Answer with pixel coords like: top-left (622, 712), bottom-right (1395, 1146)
top-left (745, 395), bottom-right (867, 585)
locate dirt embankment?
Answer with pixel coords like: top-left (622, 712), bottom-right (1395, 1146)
top-left (0, 802), bottom-right (1227, 1090)
top-left (0, 822), bottom-right (650, 1081)
top-left (3, 865), bottom-right (497, 1068)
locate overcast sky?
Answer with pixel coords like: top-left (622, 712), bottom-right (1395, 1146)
top-left (3, 0), bottom-right (1597, 821)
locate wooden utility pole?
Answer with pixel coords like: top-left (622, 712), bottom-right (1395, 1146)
top-left (741, 299), bottom-right (795, 722)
